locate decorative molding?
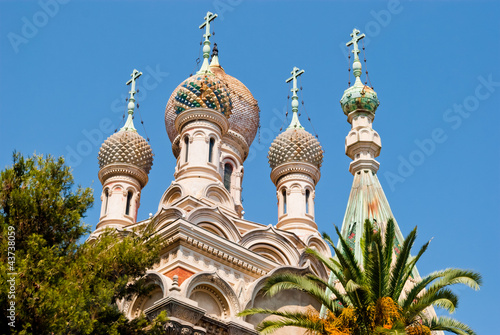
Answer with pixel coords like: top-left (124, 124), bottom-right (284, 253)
top-left (99, 163), bottom-right (149, 188)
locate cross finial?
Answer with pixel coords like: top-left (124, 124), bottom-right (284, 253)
top-left (346, 28), bottom-right (365, 61)
top-left (197, 11), bottom-right (218, 74)
top-left (121, 69), bottom-right (142, 132)
top-left (285, 67), bottom-right (305, 130)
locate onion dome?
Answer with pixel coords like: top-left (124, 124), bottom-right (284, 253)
top-left (340, 79), bottom-right (379, 116)
top-left (98, 130), bottom-right (153, 174)
top-left (165, 45), bottom-right (259, 147)
top-left (268, 128), bottom-right (323, 169)
top-left (172, 73), bottom-right (232, 115)
top-left (340, 28), bottom-right (380, 116)
top-left (98, 69), bottom-right (153, 175)
top-left (268, 67), bottom-right (323, 170)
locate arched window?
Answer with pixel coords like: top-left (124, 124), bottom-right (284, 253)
top-left (184, 136), bottom-right (189, 163)
top-left (125, 191), bottom-right (133, 216)
top-left (104, 188), bottom-right (109, 214)
top-left (223, 163), bottom-right (233, 191)
top-left (282, 189), bottom-right (287, 214)
top-left (305, 189), bottom-right (310, 214)
top-left (208, 138), bottom-right (215, 163)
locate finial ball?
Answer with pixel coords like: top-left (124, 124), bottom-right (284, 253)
top-left (203, 44), bottom-right (210, 53)
top-left (292, 100), bottom-right (299, 108)
top-left (128, 101), bottom-right (135, 110)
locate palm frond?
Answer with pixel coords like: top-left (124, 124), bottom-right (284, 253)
top-left (426, 316), bottom-right (476, 335)
top-left (237, 308), bottom-right (324, 334)
top-left (260, 273), bottom-right (337, 310)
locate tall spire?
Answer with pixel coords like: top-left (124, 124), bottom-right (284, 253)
top-left (121, 69), bottom-right (142, 132)
top-left (285, 66), bottom-right (305, 129)
top-left (346, 28), bottom-right (365, 85)
top-left (197, 11), bottom-right (218, 74)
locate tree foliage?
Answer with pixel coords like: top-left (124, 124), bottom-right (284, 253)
top-left (0, 153), bottom-right (167, 334)
top-left (239, 219), bottom-right (481, 335)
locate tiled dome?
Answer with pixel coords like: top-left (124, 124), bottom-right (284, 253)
top-left (165, 73), bottom-right (232, 133)
top-left (98, 130), bottom-right (153, 174)
top-left (268, 128), bottom-right (323, 169)
top-left (340, 80), bottom-right (380, 116)
top-left (165, 67), bottom-right (259, 147)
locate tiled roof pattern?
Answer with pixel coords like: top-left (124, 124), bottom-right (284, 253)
top-left (165, 68), bottom-right (259, 147)
top-left (98, 130), bottom-right (153, 174)
top-left (268, 128), bottom-right (323, 169)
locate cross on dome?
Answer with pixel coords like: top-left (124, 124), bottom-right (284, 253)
top-left (198, 11), bottom-right (218, 74)
top-left (346, 28), bottom-right (365, 61)
top-left (200, 11), bottom-right (217, 42)
top-left (285, 66), bottom-right (305, 130)
top-left (121, 69), bottom-right (143, 132)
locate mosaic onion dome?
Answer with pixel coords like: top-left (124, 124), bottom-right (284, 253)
top-left (268, 128), bottom-right (324, 169)
top-left (98, 130), bottom-right (154, 174)
top-left (165, 72), bottom-right (232, 132)
top-left (340, 78), bottom-right (380, 116)
top-left (165, 49), bottom-right (259, 147)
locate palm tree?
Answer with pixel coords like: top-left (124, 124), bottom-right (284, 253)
top-left (239, 219), bottom-right (481, 335)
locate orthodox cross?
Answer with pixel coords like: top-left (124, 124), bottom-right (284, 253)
top-left (285, 67), bottom-right (305, 129)
top-left (199, 11), bottom-right (217, 42)
top-left (346, 28), bottom-right (365, 61)
top-left (285, 66), bottom-right (305, 97)
top-left (198, 12), bottom-right (218, 73)
top-left (126, 69), bottom-right (142, 101)
top-left (122, 69), bottom-right (142, 131)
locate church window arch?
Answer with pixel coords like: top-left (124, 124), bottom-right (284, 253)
top-left (184, 136), bottom-right (190, 163)
top-left (125, 190), bottom-right (133, 216)
top-left (224, 163), bottom-right (233, 191)
top-left (305, 189), bottom-right (310, 214)
top-left (103, 188), bottom-right (109, 214)
top-left (282, 188), bottom-right (287, 214)
top-left (208, 137), bottom-right (215, 163)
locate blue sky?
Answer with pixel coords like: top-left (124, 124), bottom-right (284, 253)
top-left (1, 0), bottom-right (499, 332)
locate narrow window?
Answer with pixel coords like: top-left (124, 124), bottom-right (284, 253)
top-left (208, 138), bottom-right (215, 163)
top-left (282, 189), bottom-right (287, 214)
top-left (184, 136), bottom-right (189, 163)
top-left (305, 189), bottom-right (310, 214)
top-left (104, 188), bottom-right (109, 214)
top-left (224, 163), bottom-right (233, 191)
top-left (125, 191), bottom-right (133, 215)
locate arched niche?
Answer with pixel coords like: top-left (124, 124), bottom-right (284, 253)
top-left (183, 272), bottom-right (240, 318)
top-left (187, 207), bottom-right (241, 242)
top-left (197, 221), bottom-right (229, 239)
top-left (160, 185), bottom-right (184, 208)
top-left (241, 227), bottom-right (301, 265)
top-left (204, 184), bottom-right (233, 208)
top-left (189, 284), bottom-right (230, 319)
top-left (249, 243), bottom-right (290, 265)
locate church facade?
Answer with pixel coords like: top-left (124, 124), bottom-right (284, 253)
top-left (90, 13), bottom-right (431, 335)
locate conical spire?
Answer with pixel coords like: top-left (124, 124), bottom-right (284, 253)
top-left (121, 69), bottom-right (142, 132)
top-left (285, 67), bottom-right (304, 130)
top-left (197, 11), bottom-right (217, 74)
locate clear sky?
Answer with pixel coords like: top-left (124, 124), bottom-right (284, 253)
top-left (1, 0), bottom-right (499, 332)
